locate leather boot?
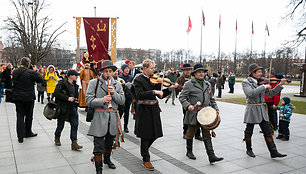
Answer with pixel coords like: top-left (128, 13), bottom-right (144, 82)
top-left (54, 137), bottom-right (61, 146)
top-left (104, 150), bottom-right (116, 169)
top-left (71, 140), bottom-right (83, 150)
top-left (204, 139), bottom-right (224, 163)
top-left (186, 139), bottom-right (196, 160)
top-left (265, 137), bottom-right (287, 158)
top-left (91, 155), bottom-right (103, 174)
top-left (244, 137), bottom-right (255, 157)
top-left (276, 134), bottom-right (283, 139)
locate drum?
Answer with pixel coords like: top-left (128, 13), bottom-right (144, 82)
top-left (197, 106), bottom-right (221, 130)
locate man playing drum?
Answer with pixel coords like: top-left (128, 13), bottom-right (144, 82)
top-left (242, 63), bottom-right (287, 158)
top-left (179, 64), bottom-right (223, 164)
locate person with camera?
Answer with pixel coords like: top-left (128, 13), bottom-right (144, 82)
top-left (53, 70), bottom-right (83, 150)
top-left (12, 57), bottom-right (43, 143)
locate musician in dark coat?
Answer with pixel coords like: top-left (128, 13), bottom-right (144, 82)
top-left (133, 59), bottom-right (178, 171)
top-left (179, 64), bottom-right (223, 164)
top-left (242, 63), bottom-right (287, 158)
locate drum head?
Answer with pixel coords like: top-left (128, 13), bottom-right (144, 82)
top-left (197, 106), bottom-right (217, 126)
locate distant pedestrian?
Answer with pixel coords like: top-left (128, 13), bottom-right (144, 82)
top-left (228, 72), bottom-right (236, 93)
top-left (216, 72), bottom-right (223, 98)
top-left (45, 65), bottom-right (58, 102)
top-left (12, 57), bottom-right (43, 143)
top-left (165, 67), bottom-right (178, 105)
top-left (53, 70), bottom-right (82, 150)
top-left (209, 73), bottom-right (218, 96)
top-left (37, 68), bottom-right (46, 104)
top-left (1, 64), bottom-right (13, 89)
top-left (221, 73), bottom-right (226, 89)
top-left (275, 97), bottom-right (294, 141)
top-left (119, 64), bottom-right (133, 133)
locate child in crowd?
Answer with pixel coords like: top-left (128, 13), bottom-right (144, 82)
top-left (274, 97), bottom-right (294, 141)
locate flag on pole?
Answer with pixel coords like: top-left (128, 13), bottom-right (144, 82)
top-left (265, 23), bottom-right (270, 36)
top-left (252, 21), bottom-right (254, 35)
top-left (219, 14), bottom-right (221, 29)
top-left (202, 10), bottom-right (205, 26)
top-left (186, 16), bottom-right (192, 33)
top-left (235, 19), bottom-right (237, 31)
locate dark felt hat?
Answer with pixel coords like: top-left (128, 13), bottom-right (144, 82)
top-left (98, 60), bottom-right (117, 71)
top-left (67, 70), bottom-right (80, 77)
top-left (248, 63), bottom-right (263, 75)
top-left (181, 63), bottom-right (193, 70)
top-left (191, 64), bottom-right (208, 75)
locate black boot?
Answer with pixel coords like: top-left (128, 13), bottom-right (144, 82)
top-left (265, 137), bottom-right (287, 158)
top-left (186, 139), bottom-right (196, 160)
top-left (204, 139), bottom-right (224, 163)
top-left (244, 137), bottom-right (255, 157)
top-left (104, 151), bottom-right (116, 169)
top-left (276, 134), bottom-right (283, 139)
top-left (91, 155), bottom-right (103, 174)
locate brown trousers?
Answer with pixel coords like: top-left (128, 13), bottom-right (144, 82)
top-left (185, 124), bottom-right (211, 140)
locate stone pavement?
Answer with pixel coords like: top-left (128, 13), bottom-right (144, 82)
top-left (1, 90), bottom-right (306, 173)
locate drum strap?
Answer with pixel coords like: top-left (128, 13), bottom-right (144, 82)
top-left (206, 87), bottom-right (216, 138)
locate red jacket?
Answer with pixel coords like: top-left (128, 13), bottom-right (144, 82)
top-left (264, 75), bottom-right (280, 105)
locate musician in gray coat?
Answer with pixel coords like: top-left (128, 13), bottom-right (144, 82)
top-left (179, 64), bottom-right (223, 164)
top-left (85, 60), bottom-right (125, 174)
top-left (242, 63), bottom-right (287, 159)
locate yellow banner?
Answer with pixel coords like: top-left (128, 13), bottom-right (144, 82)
top-left (75, 17), bottom-right (81, 47)
top-left (110, 18), bottom-right (117, 63)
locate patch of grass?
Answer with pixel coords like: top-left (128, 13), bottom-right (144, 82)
top-left (227, 78), bottom-right (300, 86)
top-left (218, 97), bottom-right (306, 115)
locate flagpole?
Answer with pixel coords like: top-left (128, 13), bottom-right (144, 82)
top-left (218, 14), bottom-right (221, 72)
top-left (200, 16), bottom-right (203, 64)
top-left (234, 20), bottom-right (237, 75)
top-left (250, 21), bottom-right (253, 63)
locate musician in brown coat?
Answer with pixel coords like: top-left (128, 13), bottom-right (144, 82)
top-left (179, 64), bottom-right (223, 164)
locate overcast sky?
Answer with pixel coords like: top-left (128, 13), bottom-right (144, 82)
top-left (0, 0), bottom-right (305, 60)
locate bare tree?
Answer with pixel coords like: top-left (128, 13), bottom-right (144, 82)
top-left (284, 0), bottom-right (305, 47)
top-left (2, 35), bottom-right (24, 66)
top-left (4, 0), bottom-right (66, 65)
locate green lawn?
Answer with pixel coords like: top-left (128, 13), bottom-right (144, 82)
top-left (232, 78), bottom-right (300, 86)
top-left (218, 97), bottom-right (306, 115)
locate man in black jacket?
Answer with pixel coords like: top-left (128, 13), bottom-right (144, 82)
top-left (53, 70), bottom-right (83, 151)
top-left (12, 57), bottom-right (43, 143)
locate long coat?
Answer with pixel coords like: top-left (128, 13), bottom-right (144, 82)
top-left (45, 68), bottom-right (58, 94)
top-left (1, 68), bottom-right (12, 89)
top-left (53, 78), bottom-right (79, 121)
top-left (133, 74), bottom-right (171, 139)
top-left (85, 77), bottom-right (125, 137)
top-left (78, 68), bottom-right (98, 108)
top-left (242, 77), bottom-right (283, 124)
top-left (179, 78), bottom-right (218, 125)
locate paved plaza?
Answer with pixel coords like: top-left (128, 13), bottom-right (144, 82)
top-left (1, 82), bottom-right (306, 174)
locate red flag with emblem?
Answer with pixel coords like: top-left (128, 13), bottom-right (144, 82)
top-left (83, 17), bottom-right (110, 66)
top-left (186, 16), bottom-right (192, 33)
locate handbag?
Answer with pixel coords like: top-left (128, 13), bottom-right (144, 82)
top-left (86, 79), bottom-right (100, 122)
top-left (43, 101), bottom-right (59, 120)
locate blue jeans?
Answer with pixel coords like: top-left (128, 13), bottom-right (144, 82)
top-left (0, 82), bottom-right (4, 103)
top-left (55, 107), bottom-right (79, 141)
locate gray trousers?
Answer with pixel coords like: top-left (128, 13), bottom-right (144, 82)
top-left (93, 132), bottom-right (115, 155)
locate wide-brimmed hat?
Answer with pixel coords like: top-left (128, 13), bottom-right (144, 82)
top-left (181, 63), bottom-right (193, 70)
top-left (98, 60), bottom-right (117, 71)
top-left (191, 64), bottom-right (208, 75)
top-left (248, 63), bottom-right (263, 75)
